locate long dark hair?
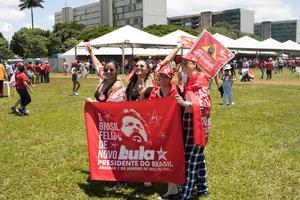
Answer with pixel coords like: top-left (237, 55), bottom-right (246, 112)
top-left (125, 60), bottom-right (150, 100)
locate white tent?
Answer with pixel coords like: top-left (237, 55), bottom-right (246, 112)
top-left (233, 36), bottom-right (262, 50)
top-left (213, 33), bottom-right (237, 48)
top-left (161, 30), bottom-right (197, 45)
top-left (283, 40), bottom-right (300, 51)
top-left (260, 38), bottom-right (287, 51)
top-left (89, 25), bottom-right (174, 48)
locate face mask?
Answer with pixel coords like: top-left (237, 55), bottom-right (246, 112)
top-left (181, 72), bottom-right (188, 84)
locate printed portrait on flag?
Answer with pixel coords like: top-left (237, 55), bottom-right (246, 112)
top-left (84, 96), bottom-right (186, 184)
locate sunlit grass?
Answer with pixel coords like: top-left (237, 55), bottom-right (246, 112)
top-left (0, 69), bottom-right (299, 199)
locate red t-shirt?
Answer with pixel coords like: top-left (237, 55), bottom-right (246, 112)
top-left (44, 64), bottom-right (52, 73)
top-left (34, 65), bottom-right (41, 73)
top-left (26, 64), bottom-right (34, 71)
top-left (16, 72), bottom-right (30, 89)
top-left (264, 62), bottom-right (273, 70)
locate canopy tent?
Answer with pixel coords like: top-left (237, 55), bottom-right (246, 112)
top-left (260, 38), bottom-right (289, 51)
top-left (88, 25), bottom-right (175, 49)
top-left (161, 30), bottom-right (197, 45)
top-left (233, 36), bottom-right (262, 50)
top-left (283, 40), bottom-right (300, 51)
top-left (213, 33), bottom-right (237, 48)
top-left (86, 25), bottom-right (176, 72)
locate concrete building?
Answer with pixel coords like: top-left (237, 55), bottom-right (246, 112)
top-left (168, 8), bottom-right (254, 34)
top-left (54, 0), bottom-right (167, 28)
top-left (254, 20), bottom-right (300, 43)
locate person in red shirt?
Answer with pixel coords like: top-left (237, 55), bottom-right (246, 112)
top-left (34, 62), bottom-right (41, 83)
top-left (14, 65), bottom-right (33, 116)
top-left (149, 65), bottom-right (180, 99)
top-left (264, 58), bottom-right (273, 79)
top-left (44, 61), bottom-right (52, 83)
top-left (175, 56), bottom-right (212, 200)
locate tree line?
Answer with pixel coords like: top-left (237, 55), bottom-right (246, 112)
top-left (0, 22), bottom-right (260, 59)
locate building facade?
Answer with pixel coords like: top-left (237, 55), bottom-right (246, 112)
top-left (54, 0), bottom-right (167, 28)
top-left (168, 8), bottom-right (254, 34)
top-left (254, 20), bottom-right (300, 43)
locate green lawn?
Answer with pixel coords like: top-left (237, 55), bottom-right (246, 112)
top-left (0, 69), bottom-right (299, 200)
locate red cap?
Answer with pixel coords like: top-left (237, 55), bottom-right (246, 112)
top-left (71, 60), bottom-right (78, 65)
top-left (16, 62), bottom-right (24, 67)
top-left (158, 65), bottom-right (174, 79)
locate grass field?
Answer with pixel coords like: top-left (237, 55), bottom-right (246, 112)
top-left (0, 69), bottom-right (299, 200)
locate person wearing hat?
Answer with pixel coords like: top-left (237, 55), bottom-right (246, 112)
top-left (149, 65), bottom-right (183, 199)
top-left (175, 56), bottom-right (212, 200)
top-left (44, 61), bottom-right (52, 83)
top-left (221, 64), bottom-right (235, 106)
top-left (149, 65), bottom-right (180, 99)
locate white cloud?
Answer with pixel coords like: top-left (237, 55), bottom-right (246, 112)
top-left (47, 14), bottom-right (55, 24)
top-left (167, 0), bottom-right (295, 22)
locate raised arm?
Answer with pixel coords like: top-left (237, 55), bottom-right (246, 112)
top-left (85, 42), bottom-right (104, 75)
top-left (160, 44), bottom-right (183, 67)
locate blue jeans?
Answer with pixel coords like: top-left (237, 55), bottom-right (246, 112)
top-left (222, 80), bottom-right (233, 105)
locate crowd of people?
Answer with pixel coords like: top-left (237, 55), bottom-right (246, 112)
top-left (80, 42), bottom-right (216, 200)
top-left (1, 46), bottom-right (300, 199)
top-left (0, 59), bottom-right (52, 115)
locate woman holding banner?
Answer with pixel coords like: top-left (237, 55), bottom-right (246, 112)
top-left (85, 43), bottom-right (124, 102)
top-left (175, 57), bottom-right (211, 200)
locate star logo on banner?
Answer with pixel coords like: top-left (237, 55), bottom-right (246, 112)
top-left (156, 146), bottom-right (167, 161)
top-left (148, 110), bottom-right (162, 126)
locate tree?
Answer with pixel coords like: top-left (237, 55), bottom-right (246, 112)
top-left (0, 34), bottom-right (14, 59)
top-left (10, 28), bottom-right (49, 58)
top-left (19, 0), bottom-right (44, 29)
top-left (76, 25), bottom-right (116, 41)
top-left (52, 22), bottom-right (86, 53)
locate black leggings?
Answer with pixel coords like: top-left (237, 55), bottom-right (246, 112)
top-left (17, 89), bottom-right (31, 107)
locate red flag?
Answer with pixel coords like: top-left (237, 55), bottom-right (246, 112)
top-left (84, 96), bottom-right (185, 184)
top-left (178, 36), bottom-right (196, 48)
top-left (186, 30), bottom-right (235, 78)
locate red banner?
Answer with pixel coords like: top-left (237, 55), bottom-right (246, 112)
top-left (84, 96), bottom-right (185, 184)
top-left (178, 35), bottom-right (197, 48)
top-left (186, 30), bottom-right (235, 78)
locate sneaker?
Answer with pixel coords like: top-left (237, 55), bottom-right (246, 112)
top-left (15, 108), bottom-right (24, 116)
top-left (74, 92), bottom-right (79, 96)
top-left (24, 109), bottom-right (30, 115)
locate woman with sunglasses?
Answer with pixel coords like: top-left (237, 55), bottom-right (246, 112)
top-left (175, 57), bottom-right (212, 200)
top-left (85, 43), bottom-right (124, 102)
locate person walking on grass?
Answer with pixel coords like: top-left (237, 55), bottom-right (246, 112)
top-left (221, 64), bottom-right (235, 106)
top-left (13, 65), bottom-right (33, 116)
top-left (71, 60), bottom-right (80, 96)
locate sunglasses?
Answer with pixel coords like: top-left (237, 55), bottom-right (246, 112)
top-left (135, 64), bottom-right (145, 68)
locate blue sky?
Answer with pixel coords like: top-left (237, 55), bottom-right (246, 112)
top-left (1, 0), bottom-right (300, 41)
